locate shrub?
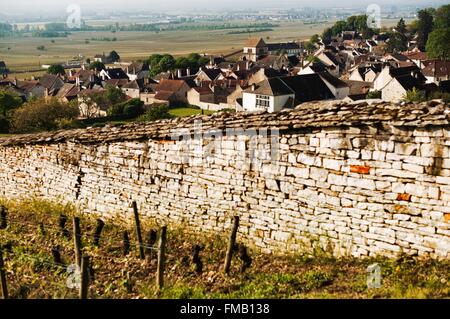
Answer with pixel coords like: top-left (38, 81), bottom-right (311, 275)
top-left (138, 104), bottom-right (173, 122)
top-left (11, 98), bottom-right (79, 133)
top-left (404, 87), bottom-right (426, 102)
top-left (366, 90), bottom-right (381, 99)
top-left (107, 98), bottom-right (144, 117)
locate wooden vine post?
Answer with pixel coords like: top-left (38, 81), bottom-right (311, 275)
top-left (79, 255), bottom-right (90, 299)
top-left (223, 216), bottom-right (240, 274)
top-left (0, 247), bottom-right (8, 299)
top-left (156, 226), bottom-right (167, 290)
top-left (73, 217), bottom-right (82, 267)
top-left (132, 201), bottom-right (145, 259)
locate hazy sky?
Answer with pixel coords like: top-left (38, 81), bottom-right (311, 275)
top-left (3, 0), bottom-right (448, 14)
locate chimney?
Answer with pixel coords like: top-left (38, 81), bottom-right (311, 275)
top-left (76, 76), bottom-right (80, 87)
top-left (187, 68), bottom-right (191, 76)
top-left (177, 69), bottom-right (182, 78)
top-left (81, 64), bottom-right (86, 70)
top-left (13, 77), bottom-right (18, 86)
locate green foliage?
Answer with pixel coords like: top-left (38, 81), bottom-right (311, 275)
top-left (0, 89), bottom-right (23, 117)
top-left (426, 28), bottom-right (450, 61)
top-left (430, 91), bottom-right (450, 103)
top-left (47, 64), bottom-right (65, 75)
top-left (309, 34), bottom-right (320, 43)
top-left (386, 32), bottom-right (408, 52)
top-left (138, 104), bottom-right (173, 122)
top-left (434, 4), bottom-right (450, 29)
top-left (396, 18), bottom-right (407, 34)
top-left (109, 50), bottom-right (120, 62)
top-left (0, 89), bottom-right (23, 133)
top-left (404, 87), bottom-right (426, 102)
top-left (89, 61), bottom-right (106, 72)
top-left (11, 98), bottom-right (79, 133)
top-left (307, 55), bottom-right (321, 63)
top-left (366, 90), bottom-right (382, 99)
top-left (417, 8), bottom-right (434, 51)
top-left (149, 53), bottom-right (209, 76)
top-left (32, 30), bottom-right (69, 38)
top-left (107, 98), bottom-right (144, 117)
top-left (322, 27), bottom-right (333, 43)
top-left (105, 85), bottom-right (127, 106)
top-left (325, 15), bottom-right (376, 39)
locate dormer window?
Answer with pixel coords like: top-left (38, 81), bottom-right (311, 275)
top-left (256, 95), bottom-right (270, 108)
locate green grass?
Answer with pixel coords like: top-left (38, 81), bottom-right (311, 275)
top-left (169, 108), bottom-right (215, 117)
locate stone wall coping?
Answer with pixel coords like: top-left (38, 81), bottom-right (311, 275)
top-left (1, 100), bottom-right (449, 147)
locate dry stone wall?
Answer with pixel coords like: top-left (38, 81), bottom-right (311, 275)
top-left (1, 100), bottom-right (449, 258)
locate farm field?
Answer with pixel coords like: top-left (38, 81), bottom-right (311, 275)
top-left (0, 19), bottom-right (404, 79)
top-left (0, 198), bottom-right (448, 299)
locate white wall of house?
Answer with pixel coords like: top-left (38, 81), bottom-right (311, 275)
top-left (373, 66), bottom-right (392, 91)
top-left (365, 70), bottom-right (377, 82)
top-left (272, 95), bottom-right (294, 112)
top-left (127, 70), bottom-right (149, 81)
top-left (298, 66), bottom-right (315, 75)
top-left (320, 79), bottom-right (349, 100)
top-left (242, 92), bottom-right (294, 113)
top-left (122, 88), bottom-right (140, 99)
top-left (349, 69), bottom-right (364, 81)
top-left (381, 78), bottom-right (406, 101)
top-left (425, 75), bottom-right (450, 85)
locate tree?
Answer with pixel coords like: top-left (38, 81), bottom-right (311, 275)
top-left (417, 9), bottom-right (434, 51)
top-left (158, 54), bottom-right (176, 72)
top-left (396, 18), bottom-right (407, 34)
top-left (138, 104), bottom-right (173, 122)
top-left (322, 27), bottom-right (333, 43)
top-left (107, 98), bottom-right (144, 117)
top-left (309, 34), bottom-right (320, 44)
top-left (387, 32), bottom-right (407, 52)
top-left (47, 64), bottom-right (65, 75)
top-left (89, 61), bottom-right (106, 72)
top-left (0, 89), bottom-right (23, 133)
top-left (434, 4), bottom-right (450, 29)
top-left (0, 89), bottom-right (23, 117)
top-left (104, 85), bottom-right (127, 106)
top-left (426, 28), bottom-right (450, 61)
top-left (109, 50), bottom-right (120, 62)
top-left (11, 98), bottom-right (79, 133)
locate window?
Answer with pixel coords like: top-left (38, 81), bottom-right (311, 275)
top-left (256, 95), bottom-right (270, 108)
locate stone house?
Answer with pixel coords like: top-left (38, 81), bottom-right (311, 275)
top-left (151, 79), bottom-right (192, 106)
top-left (243, 38), bottom-right (268, 62)
top-left (242, 74), bottom-right (334, 113)
top-left (421, 60), bottom-right (450, 85)
top-left (99, 68), bottom-right (129, 81)
top-left (242, 77), bottom-right (295, 113)
top-left (125, 62), bottom-right (150, 81)
top-left (373, 65), bottom-right (426, 91)
top-left (381, 75), bottom-right (437, 101)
